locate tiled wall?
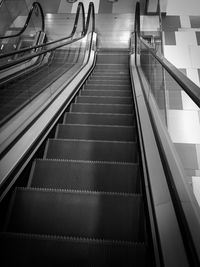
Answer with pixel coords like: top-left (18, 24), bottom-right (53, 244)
top-left (163, 15), bottom-right (200, 87)
top-left (162, 0), bottom-right (200, 205)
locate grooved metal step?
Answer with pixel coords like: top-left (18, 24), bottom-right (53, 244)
top-left (81, 89), bottom-right (132, 97)
top-left (96, 54), bottom-right (129, 64)
top-left (64, 112), bottom-right (135, 126)
top-left (6, 188), bottom-right (145, 241)
top-left (76, 95), bottom-right (133, 105)
top-left (28, 159), bottom-right (141, 193)
top-left (94, 70), bottom-right (129, 75)
top-left (92, 73), bottom-right (129, 77)
top-left (70, 103), bottom-right (133, 114)
top-left (83, 84), bottom-right (130, 90)
top-left (91, 75), bottom-right (130, 81)
top-left (95, 64), bottom-right (129, 70)
top-left (0, 232), bottom-right (147, 266)
top-left (44, 139), bottom-right (138, 163)
top-left (55, 124), bottom-right (136, 142)
top-left (87, 80), bottom-right (130, 85)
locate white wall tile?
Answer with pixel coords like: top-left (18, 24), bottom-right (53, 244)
top-left (166, 0), bottom-right (200, 15)
top-left (168, 110), bottom-right (200, 143)
top-left (175, 32), bottom-right (197, 46)
top-left (181, 91), bottom-right (199, 110)
top-left (180, 15), bottom-right (191, 28)
top-left (196, 145), bottom-right (200, 170)
top-left (140, 16), bottom-right (159, 31)
top-left (189, 46), bottom-right (200, 68)
top-left (186, 68), bottom-right (200, 87)
top-left (164, 45), bottom-right (191, 68)
top-left (192, 176), bottom-right (200, 206)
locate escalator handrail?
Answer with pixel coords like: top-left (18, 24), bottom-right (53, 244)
top-left (134, 2), bottom-right (200, 265)
top-left (0, 2), bottom-right (86, 60)
top-left (0, 2), bottom-right (95, 72)
top-left (134, 1), bottom-right (200, 108)
top-left (0, 1), bottom-right (45, 39)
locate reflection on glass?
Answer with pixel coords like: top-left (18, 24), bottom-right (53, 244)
top-left (0, 0), bottom-right (94, 126)
top-left (140, 42), bottom-right (167, 125)
top-left (0, 31), bottom-right (91, 126)
top-left (0, 0), bottom-right (44, 64)
top-left (139, 37), bottom-right (200, 209)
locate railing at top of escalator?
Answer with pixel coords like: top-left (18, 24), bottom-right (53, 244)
top-left (0, 1), bottom-right (95, 71)
top-left (0, 1), bottom-right (45, 39)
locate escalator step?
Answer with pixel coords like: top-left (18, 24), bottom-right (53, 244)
top-left (5, 187), bottom-right (145, 241)
top-left (87, 80), bottom-right (130, 85)
top-left (90, 75), bottom-right (130, 81)
top-left (0, 232), bottom-right (147, 266)
top-left (96, 54), bottom-right (129, 64)
top-left (64, 112), bottom-right (135, 126)
top-left (92, 73), bottom-right (129, 78)
top-left (76, 96), bottom-right (133, 105)
top-left (44, 139), bottom-right (138, 163)
top-left (81, 89), bottom-right (132, 97)
top-left (70, 103), bottom-right (133, 114)
top-left (95, 64), bottom-right (128, 70)
top-left (55, 124), bottom-right (136, 142)
top-left (28, 159), bottom-right (141, 193)
top-left (94, 70), bottom-right (129, 75)
top-left (83, 84), bottom-right (130, 91)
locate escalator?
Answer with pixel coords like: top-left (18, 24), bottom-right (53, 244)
top-left (1, 1), bottom-right (200, 267)
top-left (1, 48), bottom-right (153, 266)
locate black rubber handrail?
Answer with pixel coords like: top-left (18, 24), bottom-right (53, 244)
top-left (0, 2), bottom-right (86, 61)
top-left (0, 1), bottom-right (45, 40)
top-left (0, 2), bottom-right (95, 71)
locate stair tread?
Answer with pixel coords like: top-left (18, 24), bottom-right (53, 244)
top-left (64, 112), bottom-right (135, 126)
top-left (82, 88), bottom-right (131, 92)
top-left (44, 139), bottom-right (138, 163)
top-left (56, 124), bottom-right (136, 142)
top-left (71, 103), bottom-right (133, 114)
top-left (91, 74), bottom-right (129, 78)
top-left (81, 90), bottom-right (132, 97)
top-left (76, 95), bottom-right (133, 104)
top-left (29, 159), bottom-right (140, 193)
top-left (87, 80), bottom-right (130, 85)
top-left (6, 187), bottom-right (145, 241)
top-left (0, 232), bottom-right (147, 266)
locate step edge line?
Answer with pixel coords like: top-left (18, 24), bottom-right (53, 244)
top-left (1, 232), bottom-right (146, 246)
top-left (16, 186), bottom-right (142, 197)
top-left (34, 158), bottom-right (139, 166)
top-left (58, 123), bottom-right (135, 128)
